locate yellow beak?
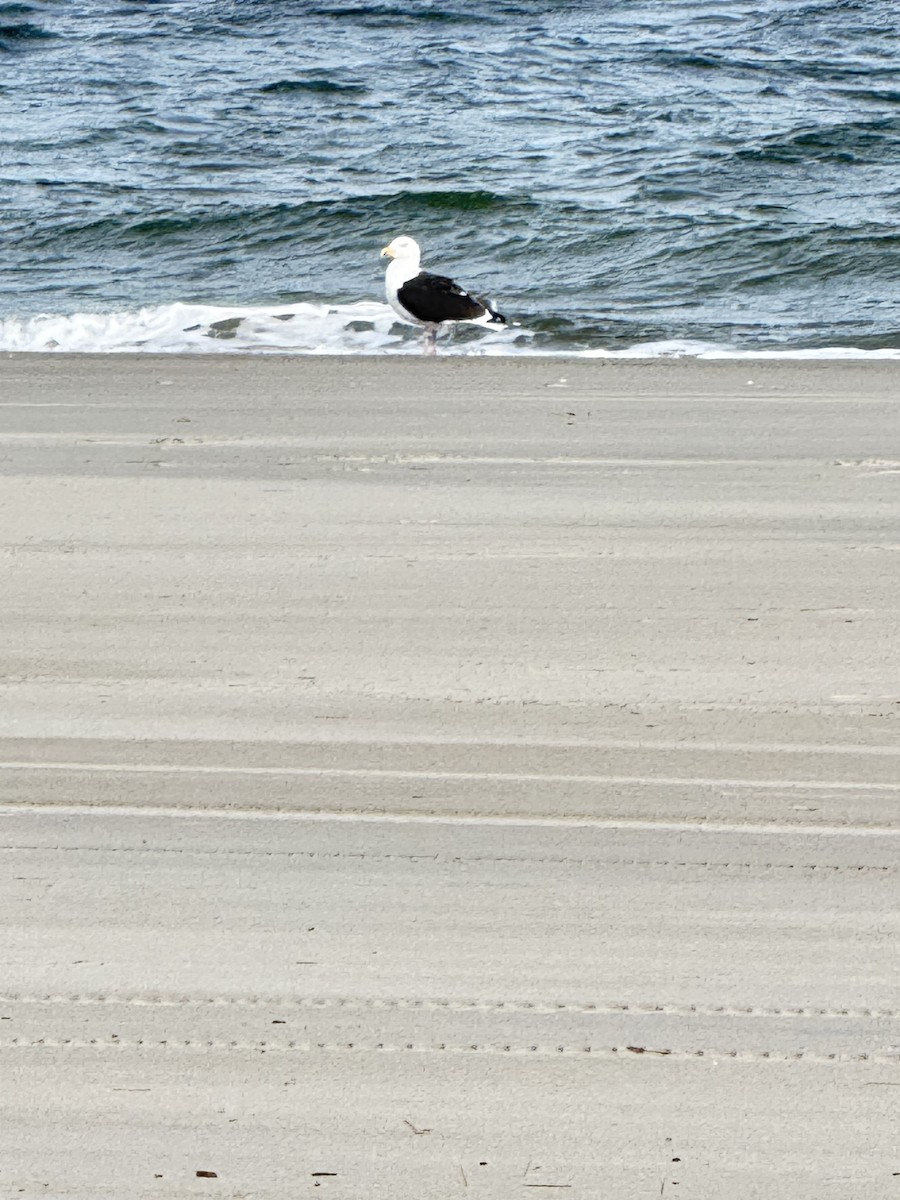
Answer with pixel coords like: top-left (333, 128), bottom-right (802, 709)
top-left (380, 244), bottom-right (394, 259)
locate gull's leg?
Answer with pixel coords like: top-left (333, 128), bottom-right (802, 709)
top-left (422, 325), bottom-right (438, 356)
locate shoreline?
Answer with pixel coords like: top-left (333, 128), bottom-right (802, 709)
top-left (5, 346), bottom-right (900, 365)
top-left (4, 348), bottom-right (900, 384)
top-left (2, 298), bottom-right (899, 360)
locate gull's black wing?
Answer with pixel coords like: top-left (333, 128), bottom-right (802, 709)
top-left (396, 271), bottom-right (488, 324)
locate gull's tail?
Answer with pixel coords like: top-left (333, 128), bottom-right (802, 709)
top-left (475, 296), bottom-right (507, 325)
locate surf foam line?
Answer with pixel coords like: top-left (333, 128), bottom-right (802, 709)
top-left (2, 301), bottom-right (900, 358)
top-left (0, 300), bottom-right (518, 355)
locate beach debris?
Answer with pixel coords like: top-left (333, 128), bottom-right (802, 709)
top-left (522, 1163), bottom-right (572, 1187)
top-left (195, 1171), bottom-right (218, 1178)
top-left (404, 1119), bottom-right (432, 1135)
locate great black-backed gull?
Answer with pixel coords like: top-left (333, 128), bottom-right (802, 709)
top-left (380, 235), bottom-right (506, 353)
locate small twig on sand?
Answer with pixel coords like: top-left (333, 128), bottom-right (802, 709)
top-left (404, 1119), bottom-right (432, 1135)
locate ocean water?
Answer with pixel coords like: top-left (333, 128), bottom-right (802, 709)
top-left (2, 0), bottom-right (900, 356)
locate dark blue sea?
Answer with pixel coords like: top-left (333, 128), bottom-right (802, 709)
top-left (2, 0), bottom-right (899, 355)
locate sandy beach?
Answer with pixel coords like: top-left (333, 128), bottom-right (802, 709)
top-left (2, 354), bottom-right (899, 1199)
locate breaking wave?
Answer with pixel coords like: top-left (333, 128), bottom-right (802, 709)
top-left (2, 301), bottom-right (899, 358)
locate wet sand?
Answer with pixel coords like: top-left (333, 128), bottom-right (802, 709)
top-left (1, 355), bottom-right (899, 1199)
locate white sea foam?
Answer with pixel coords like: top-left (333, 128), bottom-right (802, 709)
top-left (0, 300), bottom-right (532, 356)
top-left (1, 301), bottom-right (899, 359)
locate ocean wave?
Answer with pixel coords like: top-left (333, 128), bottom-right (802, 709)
top-left (305, 4), bottom-right (501, 24)
top-left (15, 189), bottom-right (530, 254)
top-left (182, 0), bottom-right (508, 36)
top-left (2, 301), bottom-right (899, 359)
top-left (737, 117), bottom-right (900, 164)
top-left (259, 78), bottom-right (367, 95)
top-left (0, 301), bottom-right (523, 355)
top-left (0, 19), bottom-right (54, 47)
